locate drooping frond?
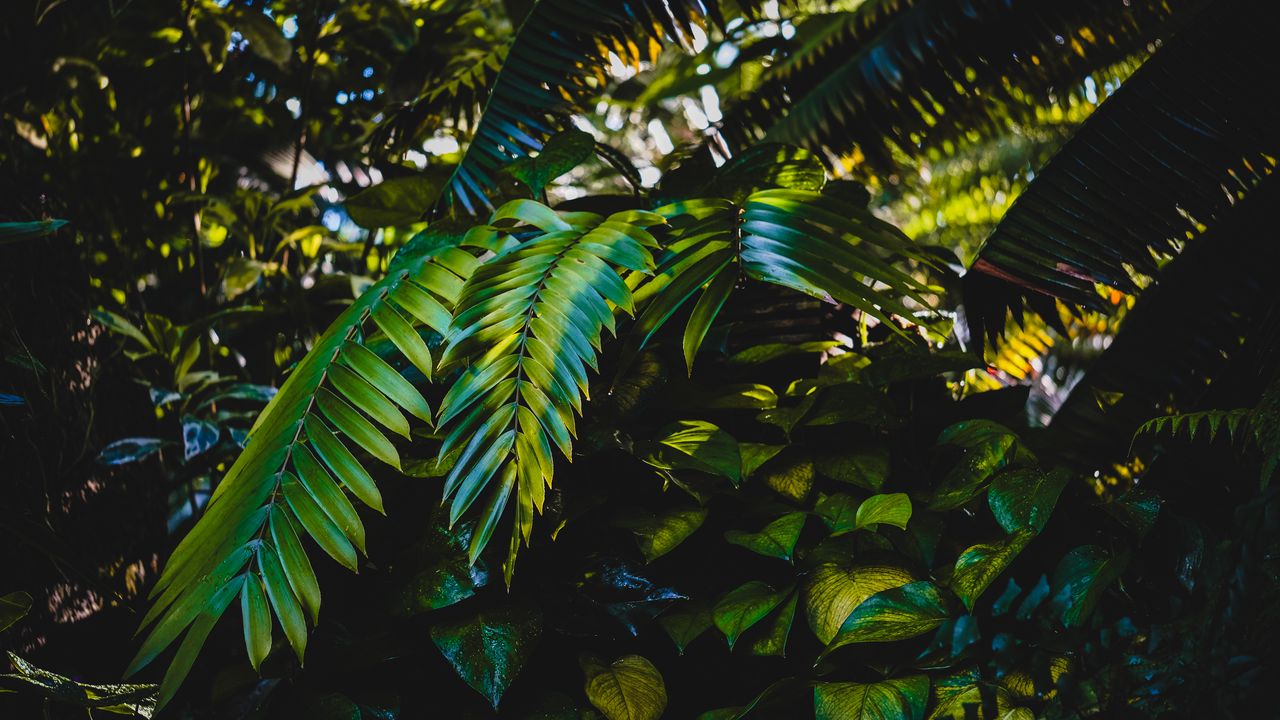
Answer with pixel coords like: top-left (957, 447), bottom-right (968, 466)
top-left (429, 0), bottom-right (733, 217)
top-left (434, 200), bottom-right (664, 579)
top-left (1045, 178), bottom-right (1280, 469)
top-left (1132, 370), bottom-right (1280, 487)
top-left (964, 0), bottom-right (1280, 345)
top-left (623, 182), bottom-right (935, 375)
top-left (128, 240), bottom-right (476, 707)
top-left (717, 0), bottom-right (1184, 171)
top-left (1134, 409), bottom-right (1252, 447)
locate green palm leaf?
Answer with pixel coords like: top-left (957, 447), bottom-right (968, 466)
top-left (717, 0), bottom-right (1183, 171)
top-left (964, 0), bottom-right (1280, 345)
top-left (623, 184), bottom-right (934, 375)
top-left (426, 0), bottom-right (732, 216)
top-left (1044, 178), bottom-right (1280, 470)
top-left (435, 199), bottom-right (664, 580)
top-left (128, 242), bottom-right (475, 708)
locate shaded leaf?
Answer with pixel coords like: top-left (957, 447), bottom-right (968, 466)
top-left (629, 506), bottom-right (708, 563)
top-left (724, 511), bottom-right (806, 562)
top-left (97, 437), bottom-right (164, 465)
top-left (346, 174), bottom-right (444, 229)
top-left (658, 600), bottom-right (713, 655)
top-left (747, 591), bottom-right (798, 657)
top-left (181, 415), bottom-right (220, 461)
top-left (1050, 546), bottom-right (1129, 628)
top-left (430, 604), bottom-right (542, 710)
top-left (504, 129), bottom-right (595, 195)
top-left (391, 518), bottom-right (488, 616)
top-left (0, 592), bottom-right (32, 633)
top-left (713, 581), bottom-right (789, 649)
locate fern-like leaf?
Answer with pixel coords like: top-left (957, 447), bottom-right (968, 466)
top-left (434, 199), bottom-right (664, 581)
top-left (1134, 409), bottom-right (1251, 446)
top-left (128, 243), bottom-right (475, 707)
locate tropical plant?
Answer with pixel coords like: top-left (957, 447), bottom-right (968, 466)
top-left (3, 0), bottom-right (1279, 718)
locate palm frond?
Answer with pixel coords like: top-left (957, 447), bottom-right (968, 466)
top-left (127, 240), bottom-right (476, 707)
top-left (964, 0), bottom-right (1280, 345)
top-left (428, 0), bottom-right (732, 217)
top-left (1131, 369), bottom-right (1280, 487)
top-left (622, 183), bottom-right (934, 375)
top-left (434, 200), bottom-right (664, 581)
top-left (717, 0), bottom-right (1184, 172)
top-left (1133, 409), bottom-right (1252, 446)
top-left (1045, 177), bottom-right (1280, 469)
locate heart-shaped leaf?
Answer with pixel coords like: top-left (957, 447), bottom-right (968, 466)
top-left (814, 675), bottom-right (929, 720)
top-left (658, 600), bottom-right (713, 654)
top-left (724, 512), bottom-right (806, 561)
top-left (988, 467), bottom-right (1070, 533)
top-left (854, 493), bottom-right (912, 532)
top-left (951, 529), bottom-right (1036, 611)
top-left (824, 581), bottom-right (950, 657)
top-left (581, 654), bottom-right (667, 720)
top-left (629, 506), bottom-right (708, 562)
top-left (430, 604), bottom-right (541, 709)
top-left (391, 518), bottom-right (489, 616)
top-left (713, 581), bottom-right (790, 649)
top-left (805, 563), bottom-right (913, 644)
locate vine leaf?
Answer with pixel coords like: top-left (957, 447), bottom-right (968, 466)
top-left (430, 604), bottom-right (542, 710)
top-left (581, 654), bottom-right (668, 720)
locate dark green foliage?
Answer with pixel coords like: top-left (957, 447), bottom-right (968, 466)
top-left (4, 0), bottom-right (1279, 718)
top-left (718, 0), bottom-right (1184, 170)
top-left (964, 0), bottom-right (1280, 343)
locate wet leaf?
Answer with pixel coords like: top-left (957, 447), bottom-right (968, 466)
top-left (429, 604), bottom-right (541, 710)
